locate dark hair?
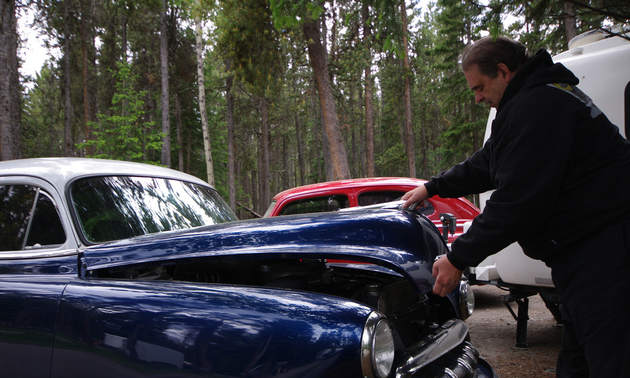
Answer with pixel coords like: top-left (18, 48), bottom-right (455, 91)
top-left (461, 36), bottom-right (530, 78)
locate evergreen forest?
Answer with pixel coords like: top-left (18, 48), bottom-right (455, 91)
top-left (2, 0), bottom-right (629, 218)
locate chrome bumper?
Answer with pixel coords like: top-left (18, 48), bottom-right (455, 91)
top-left (395, 319), bottom-right (491, 378)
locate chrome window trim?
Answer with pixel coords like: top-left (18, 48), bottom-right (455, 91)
top-left (0, 176), bottom-right (78, 255)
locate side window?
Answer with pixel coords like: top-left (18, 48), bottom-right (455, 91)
top-left (417, 200), bottom-right (435, 217)
top-left (0, 185), bottom-right (36, 251)
top-left (0, 185), bottom-right (66, 252)
top-left (26, 191), bottom-right (66, 249)
top-left (278, 195), bottom-right (350, 215)
top-left (357, 191), bottom-right (406, 206)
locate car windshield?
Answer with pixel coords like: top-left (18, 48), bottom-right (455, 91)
top-left (71, 176), bottom-right (238, 243)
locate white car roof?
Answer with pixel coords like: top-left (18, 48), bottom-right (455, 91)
top-left (0, 158), bottom-right (211, 189)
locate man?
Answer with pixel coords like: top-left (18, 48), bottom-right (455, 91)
top-left (402, 36), bottom-right (630, 377)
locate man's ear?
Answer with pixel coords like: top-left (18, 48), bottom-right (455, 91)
top-left (496, 63), bottom-right (512, 83)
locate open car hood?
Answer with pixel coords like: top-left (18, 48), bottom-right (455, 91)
top-left (82, 208), bottom-right (447, 294)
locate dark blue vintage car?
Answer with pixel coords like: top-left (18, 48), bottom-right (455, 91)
top-left (0, 158), bottom-right (495, 378)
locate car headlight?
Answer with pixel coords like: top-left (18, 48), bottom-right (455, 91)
top-left (459, 280), bottom-right (475, 319)
top-left (361, 311), bottom-right (395, 378)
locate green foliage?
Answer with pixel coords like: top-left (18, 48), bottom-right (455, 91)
top-left (481, 0), bottom-right (614, 54)
top-left (425, 0), bottom-right (486, 170)
top-left (217, 0), bottom-right (285, 98)
top-left (21, 63), bottom-right (64, 158)
top-left (78, 62), bottom-right (164, 163)
top-left (200, 55), bottom-right (232, 199)
top-left (372, 0), bottom-right (404, 56)
top-left (438, 118), bottom-right (485, 166)
top-left (376, 143), bottom-right (406, 176)
top-left (19, 0), bottom-right (629, 219)
top-left (269, 0), bottom-right (324, 29)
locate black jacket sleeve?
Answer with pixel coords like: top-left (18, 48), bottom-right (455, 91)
top-left (425, 142), bottom-right (495, 199)
top-left (433, 87), bottom-right (577, 270)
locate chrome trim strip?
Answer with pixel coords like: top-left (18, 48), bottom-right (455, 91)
top-left (395, 319), bottom-right (469, 378)
top-left (443, 368), bottom-right (458, 378)
top-left (457, 356), bottom-right (474, 374)
top-left (0, 249), bottom-right (77, 260)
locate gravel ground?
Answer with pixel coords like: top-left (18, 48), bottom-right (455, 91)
top-left (466, 285), bottom-right (563, 377)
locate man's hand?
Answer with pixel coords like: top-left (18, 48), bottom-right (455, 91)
top-left (432, 255), bottom-right (463, 297)
top-left (401, 184), bottom-right (429, 208)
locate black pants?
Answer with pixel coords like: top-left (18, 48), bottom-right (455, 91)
top-left (549, 220), bottom-right (630, 377)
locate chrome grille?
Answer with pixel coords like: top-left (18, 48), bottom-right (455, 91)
top-left (410, 341), bottom-right (479, 378)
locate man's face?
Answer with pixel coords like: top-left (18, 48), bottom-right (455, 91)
top-left (464, 64), bottom-right (512, 108)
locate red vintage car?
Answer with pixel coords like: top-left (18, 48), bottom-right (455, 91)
top-left (264, 177), bottom-right (480, 243)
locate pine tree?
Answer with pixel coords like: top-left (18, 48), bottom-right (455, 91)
top-left (79, 62), bottom-right (163, 163)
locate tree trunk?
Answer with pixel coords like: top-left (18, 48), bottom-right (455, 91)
top-left (260, 98), bottom-right (270, 211)
top-left (0, 0), bottom-right (19, 160)
top-left (295, 114), bottom-right (305, 186)
top-left (186, 127), bottom-right (191, 173)
top-left (160, 0), bottom-right (171, 167)
top-left (252, 162), bottom-right (259, 216)
top-left (226, 63), bottom-right (236, 211)
top-left (121, 8), bottom-right (127, 61)
top-left (80, 2), bottom-right (92, 156)
top-left (362, 3), bottom-right (375, 177)
top-left (319, 103), bottom-right (334, 181)
top-left (195, 12), bottom-right (214, 185)
top-left (401, 1), bottom-right (415, 178)
top-left (8, 0), bottom-right (19, 159)
top-left (175, 91), bottom-right (183, 172)
top-left (302, 19), bottom-right (351, 180)
top-left (47, 68), bottom-right (56, 156)
top-left (282, 135), bottom-right (289, 189)
top-left (563, 3), bottom-right (578, 44)
top-left (63, 0), bottom-right (74, 157)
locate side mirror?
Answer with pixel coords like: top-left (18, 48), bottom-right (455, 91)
top-left (439, 213), bottom-right (457, 242)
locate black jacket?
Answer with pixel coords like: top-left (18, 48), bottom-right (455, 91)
top-left (425, 50), bottom-right (630, 270)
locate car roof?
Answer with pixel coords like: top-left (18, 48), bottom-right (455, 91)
top-left (271, 177), bottom-right (427, 201)
top-left (0, 157), bottom-right (211, 189)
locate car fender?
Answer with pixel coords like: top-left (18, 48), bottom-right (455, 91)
top-left (52, 279), bottom-right (373, 378)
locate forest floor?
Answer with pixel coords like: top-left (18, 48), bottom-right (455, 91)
top-left (466, 285), bottom-right (563, 377)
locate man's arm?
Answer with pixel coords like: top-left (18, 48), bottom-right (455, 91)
top-left (403, 144), bottom-right (494, 209)
top-left (401, 145), bottom-right (493, 296)
top-left (429, 146), bottom-right (495, 199)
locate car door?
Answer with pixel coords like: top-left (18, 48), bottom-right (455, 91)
top-left (0, 177), bottom-right (79, 378)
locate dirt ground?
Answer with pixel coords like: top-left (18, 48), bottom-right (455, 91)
top-left (466, 285), bottom-right (563, 377)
